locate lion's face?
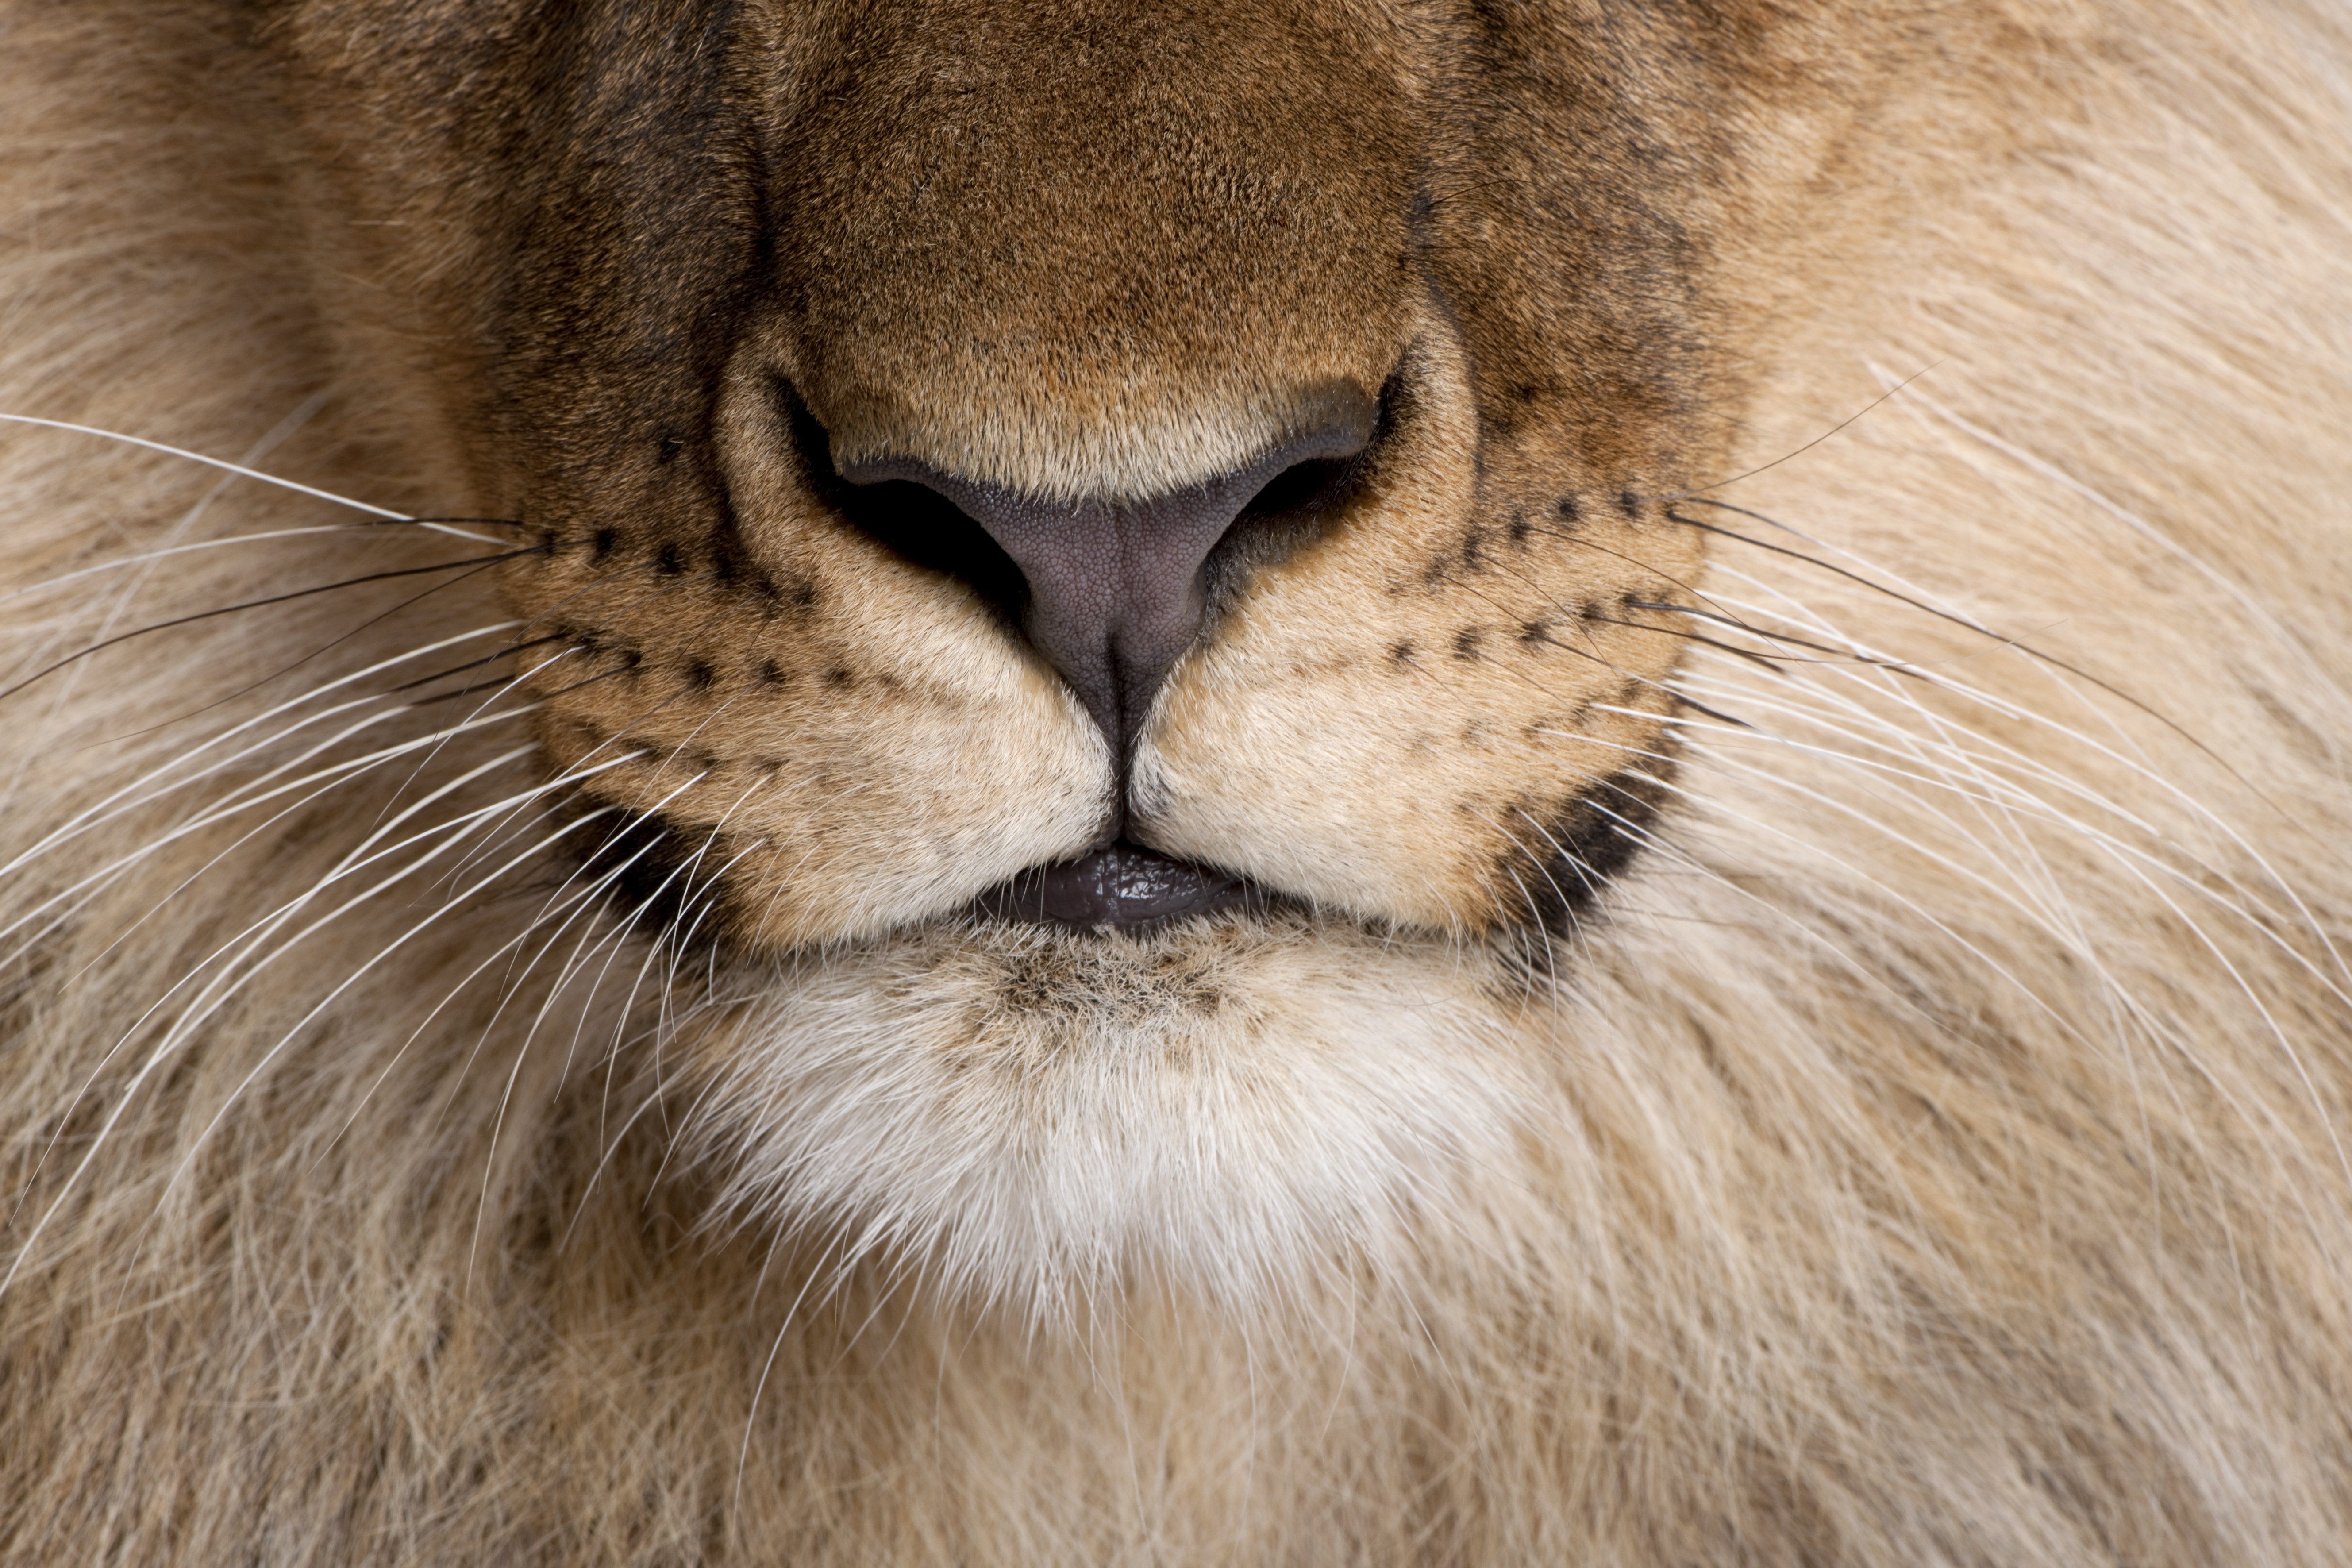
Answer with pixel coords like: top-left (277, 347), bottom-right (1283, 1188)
top-left (14, 0), bottom-right (2352, 1559)
top-left (269, 0), bottom-right (1797, 1303)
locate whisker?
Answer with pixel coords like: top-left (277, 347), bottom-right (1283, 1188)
top-left (0, 527), bottom-right (385, 609)
top-left (23, 742), bottom-right (639, 1129)
top-left (431, 678), bottom-right (695, 891)
top-left (9, 715), bottom-right (544, 978)
top-left (363, 647), bottom-right (585, 840)
top-left (0, 398), bottom-right (339, 804)
top-left (5, 740), bottom-right (548, 1209)
top-left (1658, 362), bottom-right (1938, 501)
top-left (387, 634), bottom-right (565, 695)
top-left (1625, 600), bottom-right (1929, 668)
top-left (141, 805), bottom-right (655, 1234)
top-left (1683, 574), bottom-right (2352, 984)
top-left (462, 812), bottom-right (716, 1287)
top-left (1875, 368), bottom-right (2338, 701)
top-left (0, 640), bottom-right (536, 923)
top-left (0, 412), bottom-right (523, 543)
top-left (1, 777), bottom-right (630, 1296)
top-left (1583, 612), bottom-right (1850, 672)
top-left (306, 809), bottom-right (644, 1175)
top-left (97, 554), bottom-right (543, 743)
top-left (1670, 497), bottom-right (2287, 816)
top-left (1643, 686), bottom-right (2310, 1133)
top-left (1660, 668), bottom-right (2352, 1017)
top-left (2, 548), bottom-right (544, 706)
top-left (404, 672), bottom-right (521, 707)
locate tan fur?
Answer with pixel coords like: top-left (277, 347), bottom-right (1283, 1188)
top-left (4, 0), bottom-right (2352, 1561)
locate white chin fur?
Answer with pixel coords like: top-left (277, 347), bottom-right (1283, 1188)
top-left (680, 913), bottom-right (1536, 1322)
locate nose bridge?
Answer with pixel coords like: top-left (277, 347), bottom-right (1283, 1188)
top-left (843, 408), bottom-right (1371, 757)
top-left (772, 0), bottom-right (1421, 505)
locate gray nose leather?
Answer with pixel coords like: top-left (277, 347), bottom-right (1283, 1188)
top-left (842, 417), bottom-right (1370, 757)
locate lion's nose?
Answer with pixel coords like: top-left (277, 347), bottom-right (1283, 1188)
top-left (838, 412), bottom-right (1374, 759)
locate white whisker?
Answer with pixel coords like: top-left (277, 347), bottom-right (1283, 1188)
top-left (0, 411), bottom-right (506, 542)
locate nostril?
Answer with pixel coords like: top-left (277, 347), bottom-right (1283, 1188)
top-left (831, 477), bottom-right (1030, 627)
top-left (1240, 455), bottom-right (1359, 521)
top-left (777, 380), bottom-right (1029, 625)
top-left (1232, 370), bottom-right (1396, 530)
top-left (1202, 379), bottom-right (1395, 611)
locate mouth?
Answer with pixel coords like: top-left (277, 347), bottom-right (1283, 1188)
top-left (973, 840), bottom-right (1274, 932)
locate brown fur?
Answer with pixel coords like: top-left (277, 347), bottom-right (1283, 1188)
top-left (4, 0), bottom-right (2352, 1561)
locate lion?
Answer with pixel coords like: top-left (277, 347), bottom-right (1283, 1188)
top-left (2, 0), bottom-right (2349, 1560)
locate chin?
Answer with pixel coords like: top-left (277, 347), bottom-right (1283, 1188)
top-left (680, 910), bottom-right (1536, 1321)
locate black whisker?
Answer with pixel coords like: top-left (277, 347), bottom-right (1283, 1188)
top-left (212, 552), bottom-right (544, 699)
top-left (1581, 616), bottom-right (1791, 674)
top-left (1666, 691), bottom-right (1754, 730)
top-left (92, 558), bottom-right (543, 747)
top-left (1669, 501), bottom-right (2006, 643)
top-left (1, 547), bottom-right (545, 705)
top-left (529, 666), bottom-right (631, 705)
top-left (1588, 613), bottom-right (1902, 671)
top-left (388, 634), bottom-right (566, 694)
top-left (1624, 600), bottom-right (1894, 663)
top-left (408, 673), bottom-right (524, 708)
top-left (1521, 527), bottom-right (1749, 630)
top-left (1659, 363), bottom-right (1939, 502)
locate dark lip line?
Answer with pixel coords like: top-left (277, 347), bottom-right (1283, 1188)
top-left (968, 838), bottom-right (1290, 934)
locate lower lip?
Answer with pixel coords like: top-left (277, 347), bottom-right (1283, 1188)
top-left (975, 841), bottom-right (1261, 932)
